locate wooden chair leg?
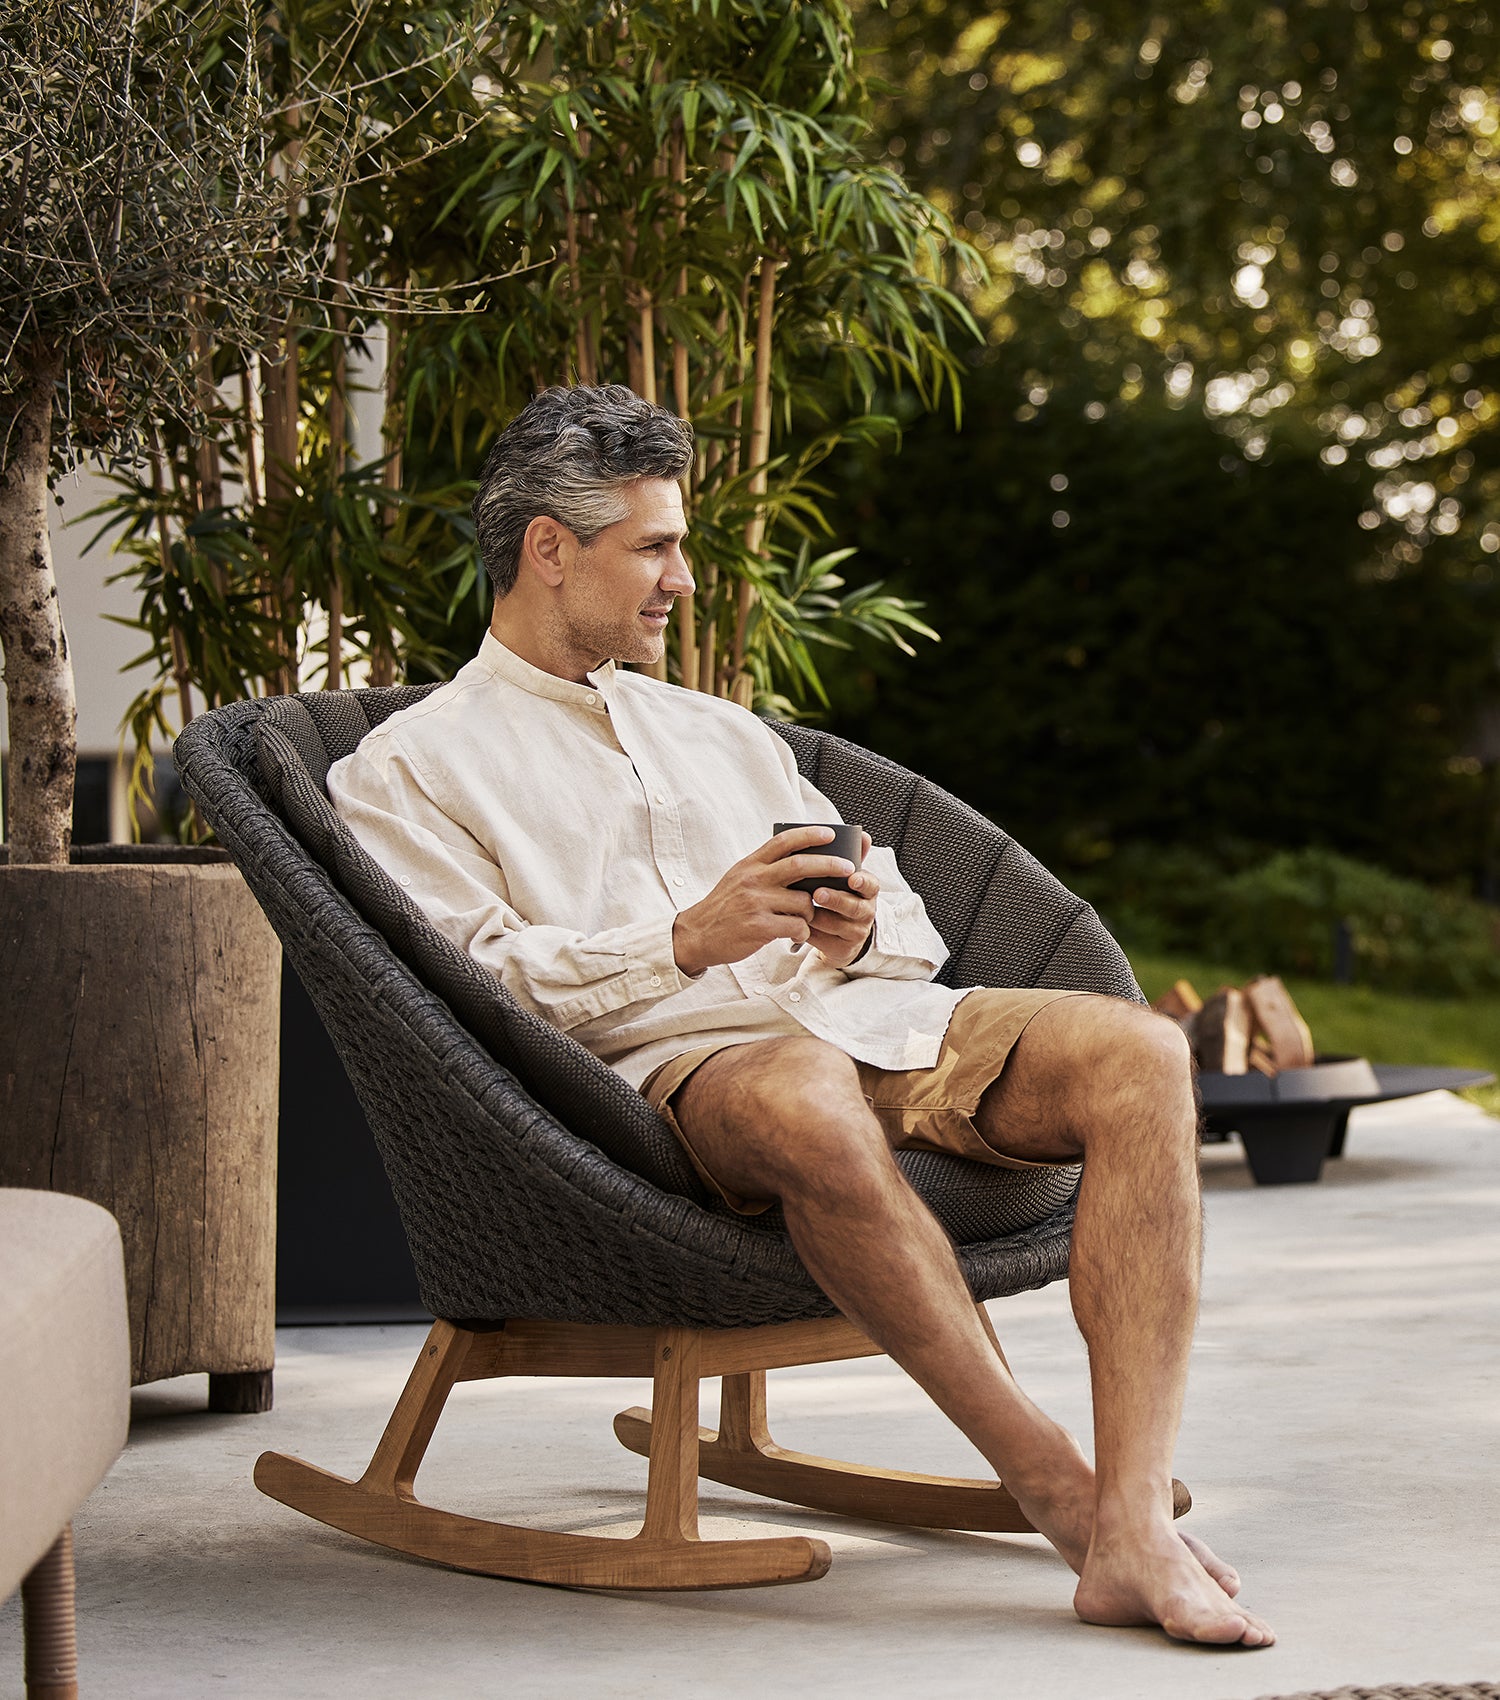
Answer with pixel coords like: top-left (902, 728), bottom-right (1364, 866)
top-left (255, 1321), bottom-right (829, 1591)
top-left (615, 1307), bottom-right (1193, 1531)
top-left (21, 1524), bottom-right (79, 1700)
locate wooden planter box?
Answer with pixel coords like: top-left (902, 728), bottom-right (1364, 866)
top-left (0, 847), bottom-right (281, 1411)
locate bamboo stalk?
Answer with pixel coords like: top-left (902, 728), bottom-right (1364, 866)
top-left (372, 284), bottom-right (408, 689)
top-left (191, 315), bottom-right (224, 518)
top-left (381, 299), bottom-right (405, 530)
top-left (241, 354), bottom-right (264, 508)
top-left (148, 435), bottom-right (194, 728)
top-left (667, 127), bottom-right (700, 689)
top-left (326, 236), bottom-right (349, 688)
top-left (576, 130), bottom-right (598, 385)
top-left (702, 306), bottom-right (729, 485)
top-left (671, 128), bottom-right (690, 424)
top-left (727, 271), bottom-right (751, 481)
top-left (696, 558), bottom-right (718, 697)
top-left (638, 293), bottom-right (656, 405)
top-left (262, 314), bottom-right (300, 694)
top-left (729, 258), bottom-right (779, 700)
top-left (675, 586), bottom-right (698, 692)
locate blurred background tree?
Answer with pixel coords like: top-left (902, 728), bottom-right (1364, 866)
top-left (824, 0), bottom-right (1500, 909)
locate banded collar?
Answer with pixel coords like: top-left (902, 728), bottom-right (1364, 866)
top-left (476, 632), bottom-right (616, 714)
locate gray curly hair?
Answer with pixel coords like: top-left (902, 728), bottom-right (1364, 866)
top-left (472, 385), bottom-right (695, 597)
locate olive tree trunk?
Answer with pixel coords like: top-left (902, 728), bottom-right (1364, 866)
top-left (0, 350), bottom-right (75, 866)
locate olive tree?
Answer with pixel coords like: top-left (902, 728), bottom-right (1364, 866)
top-left (0, 0), bottom-right (319, 862)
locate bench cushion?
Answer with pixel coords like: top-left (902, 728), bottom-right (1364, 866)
top-left (0, 1190), bottom-right (130, 1597)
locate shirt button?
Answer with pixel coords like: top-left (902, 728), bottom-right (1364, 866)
top-left (399, 876), bottom-right (412, 888)
top-left (649, 974), bottom-right (662, 987)
top-left (654, 792), bottom-right (667, 804)
top-left (584, 692), bottom-right (598, 706)
top-left (672, 875), bottom-right (685, 887)
top-left (788, 991), bottom-right (802, 1003)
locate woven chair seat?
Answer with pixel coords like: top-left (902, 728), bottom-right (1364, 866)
top-left (175, 687), bottom-right (1143, 1329)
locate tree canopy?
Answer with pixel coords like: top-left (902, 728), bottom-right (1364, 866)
top-left (828, 0), bottom-right (1500, 897)
top-left (865, 0), bottom-right (1500, 580)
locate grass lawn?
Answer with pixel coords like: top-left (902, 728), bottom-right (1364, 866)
top-left (1125, 947), bottom-right (1500, 1118)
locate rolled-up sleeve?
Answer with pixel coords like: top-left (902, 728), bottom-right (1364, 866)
top-left (330, 741), bottom-right (695, 1030)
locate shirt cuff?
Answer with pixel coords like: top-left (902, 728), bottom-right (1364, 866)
top-left (840, 892), bottom-right (945, 982)
top-left (553, 916), bottom-right (699, 1026)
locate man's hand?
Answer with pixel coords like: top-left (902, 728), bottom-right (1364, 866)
top-left (672, 826), bottom-right (879, 978)
top-left (805, 828), bottom-right (878, 969)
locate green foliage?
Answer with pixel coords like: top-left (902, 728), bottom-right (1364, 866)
top-left (819, 352), bottom-right (1499, 889)
top-left (1218, 849), bottom-right (1500, 996)
top-left (862, 0), bottom-right (1500, 582)
top-left (847, 0), bottom-right (1500, 894)
top-left (1087, 844), bottom-right (1500, 998)
top-left (387, 0), bottom-right (982, 710)
top-left (79, 0), bottom-right (976, 796)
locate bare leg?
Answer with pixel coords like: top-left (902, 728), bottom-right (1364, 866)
top-left (972, 999), bottom-right (1271, 1644)
top-left (672, 1010), bottom-right (1272, 1646)
top-left (675, 1037), bottom-right (1088, 1520)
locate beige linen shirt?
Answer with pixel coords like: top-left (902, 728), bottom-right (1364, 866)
top-left (327, 633), bottom-right (973, 1090)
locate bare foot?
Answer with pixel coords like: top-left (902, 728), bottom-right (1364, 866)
top-left (1179, 1530), bottom-right (1241, 1599)
top-left (1074, 1522), bottom-right (1274, 1646)
top-left (1002, 1444), bottom-right (1243, 1601)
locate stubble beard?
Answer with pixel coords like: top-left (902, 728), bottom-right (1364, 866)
top-left (563, 607), bottom-right (665, 670)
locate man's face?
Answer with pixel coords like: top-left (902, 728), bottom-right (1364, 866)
top-left (560, 477), bottom-right (694, 670)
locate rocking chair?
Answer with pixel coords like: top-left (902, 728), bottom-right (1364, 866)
top-left (174, 688), bottom-right (1180, 1591)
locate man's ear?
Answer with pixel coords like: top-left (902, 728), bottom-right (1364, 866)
top-left (519, 514), bottom-right (575, 588)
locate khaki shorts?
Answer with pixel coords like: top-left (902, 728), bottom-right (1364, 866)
top-left (639, 986), bottom-right (1089, 1214)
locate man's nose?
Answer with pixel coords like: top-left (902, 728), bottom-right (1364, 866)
top-left (662, 546), bottom-right (695, 595)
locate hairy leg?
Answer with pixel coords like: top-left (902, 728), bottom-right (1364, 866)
top-left (973, 997), bottom-right (1272, 1645)
top-left (672, 1038), bottom-right (1090, 1518)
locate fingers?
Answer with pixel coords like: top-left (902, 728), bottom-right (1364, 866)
top-left (846, 865), bottom-right (879, 901)
top-left (808, 884), bottom-right (872, 921)
top-left (753, 825), bottom-right (837, 863)
top-left (809, 910), bottom-right (872, 945)
top-left (776, 853), bottom-right (858, 887)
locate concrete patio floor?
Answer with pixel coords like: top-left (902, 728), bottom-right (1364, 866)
top-left (4, 1091), bottom-right (1498, 1700)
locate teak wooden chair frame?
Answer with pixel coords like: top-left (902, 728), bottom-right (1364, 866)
top-left (256, 1312), bottom-right (1190, 1591)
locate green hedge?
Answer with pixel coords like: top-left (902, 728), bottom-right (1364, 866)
top-left (1081, 846), bottom-right (1500, 997)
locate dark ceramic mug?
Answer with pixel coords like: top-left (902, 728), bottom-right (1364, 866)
top-left (772, 821), bottom-right (864, 897)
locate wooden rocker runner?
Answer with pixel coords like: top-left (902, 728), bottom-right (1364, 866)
top-left (256, 1312), bottom-right (1190, 1591)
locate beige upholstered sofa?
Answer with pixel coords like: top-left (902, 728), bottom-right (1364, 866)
top-left (1, 1190), bottom-right (130, 1699)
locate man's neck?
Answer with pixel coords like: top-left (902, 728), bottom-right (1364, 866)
top-left (487, 611), bottom-right (602, 684)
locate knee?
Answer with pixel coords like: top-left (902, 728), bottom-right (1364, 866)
top-left (729, 1040), bottom-right (891, 1199)
top-left (1064, 999), bottom-right (1196, 1131)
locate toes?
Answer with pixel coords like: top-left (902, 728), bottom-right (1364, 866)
top-left (1237, 1613), bottom-right (1276, 1648)
top-left (1178, 1531), bottom-right (1242, 1597)
top-left (1158, 1581), bottom-right (1275, 1648)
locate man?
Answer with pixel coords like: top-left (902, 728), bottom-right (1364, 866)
top-left (329, 384), bottom-right (1273, 1647)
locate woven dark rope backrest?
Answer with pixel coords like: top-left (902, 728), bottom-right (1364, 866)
top-left (172, 686), bottom-right (1131, 1321)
